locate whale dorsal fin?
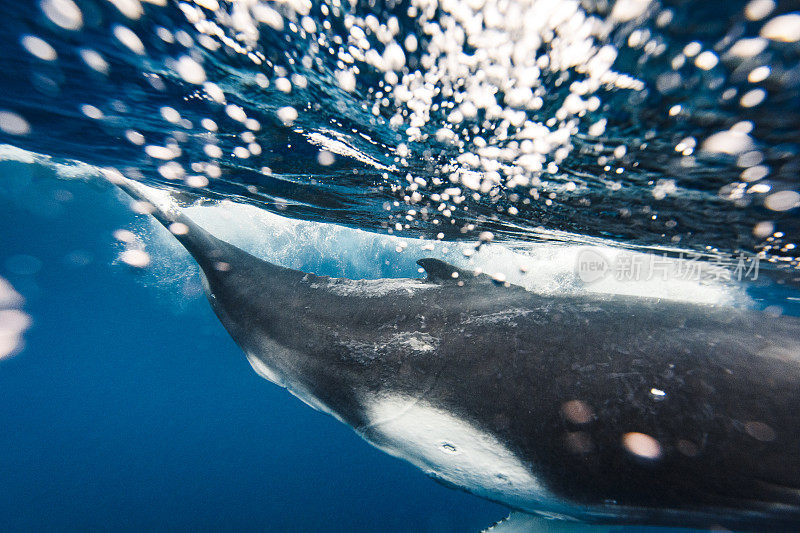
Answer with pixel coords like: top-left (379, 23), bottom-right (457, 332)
top-left (417, 258), bottom-right (472, 283)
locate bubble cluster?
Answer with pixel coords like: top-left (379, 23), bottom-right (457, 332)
top-left (1, 0), bottom-right (799, 273)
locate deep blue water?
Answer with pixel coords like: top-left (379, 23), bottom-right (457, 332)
top-left (0, 162), bottom-right (509, 531)
top-left (2, 0), bottom-right (800, 530)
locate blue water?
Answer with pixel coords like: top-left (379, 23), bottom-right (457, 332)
top-left (2, 0), bottom-right (800, 530)
top-left (0, 163), bottom-right (509, 531)
top-left (1, 0), bottom-right (798, 256)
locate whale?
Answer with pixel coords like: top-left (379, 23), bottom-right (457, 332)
top-left (112, 177), bottom-right (800, 531)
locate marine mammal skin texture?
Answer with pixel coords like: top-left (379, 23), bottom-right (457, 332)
top-left (117, 181), bottom-right (800, 530)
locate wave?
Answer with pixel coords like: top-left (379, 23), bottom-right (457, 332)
top-left (0, 0), bottom-right (798, 269)
top-left (1, 143), bottom-right (757, 308)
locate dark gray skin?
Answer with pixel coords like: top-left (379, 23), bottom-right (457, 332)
top-left (120, 182), bottom-right (800, 530)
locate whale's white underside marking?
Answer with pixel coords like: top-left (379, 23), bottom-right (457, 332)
top-left (361, 394), bottom-right (549, 509)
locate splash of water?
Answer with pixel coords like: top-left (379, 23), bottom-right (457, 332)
top-left (0, 0), bottom-right (799, 274)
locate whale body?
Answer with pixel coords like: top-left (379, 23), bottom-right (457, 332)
top-left (116, 180), bottom-right (800, 530)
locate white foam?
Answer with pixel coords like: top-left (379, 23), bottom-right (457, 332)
top-left (0, 147), bottom-right (754, 308)
top-left (179, 198), bottom-right (751, 307)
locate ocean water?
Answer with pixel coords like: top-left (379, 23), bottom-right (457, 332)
top-left (0, 161), bottom-right (515, 531)
top-left (1, 0), bottom-right (800, 530)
